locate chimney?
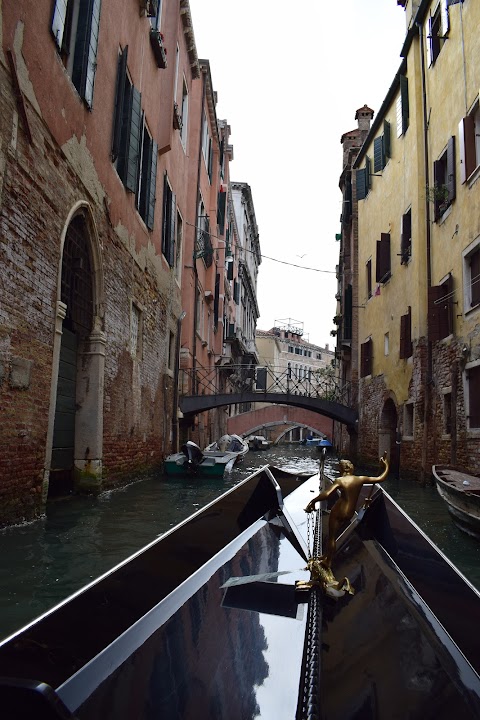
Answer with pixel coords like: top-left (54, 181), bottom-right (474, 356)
top-left (355, 105), bottom-right (374, 135)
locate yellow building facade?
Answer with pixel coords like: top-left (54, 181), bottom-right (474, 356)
top-left (347, 0), bottom-right (480, 476)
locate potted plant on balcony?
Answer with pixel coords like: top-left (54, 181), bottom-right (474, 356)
top-left (426, 183), bottom-right (450, 218)
top-left (150, 28), bottom-right (167, 69)
top-left (173, 102), bottom-right (183, 131)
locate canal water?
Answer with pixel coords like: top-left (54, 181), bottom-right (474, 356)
top-left (0, 446), bottom-right (479, 642)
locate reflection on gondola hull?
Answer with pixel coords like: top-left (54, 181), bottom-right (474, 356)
top-left (0, 467), bottom-right (480, 719)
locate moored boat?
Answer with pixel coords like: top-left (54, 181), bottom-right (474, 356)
top-left (432, 464), bottom-right (480, 539)
top-left (204, 433), bottom-right (249, 462)
top-left (164, 440), bottom-right (237, 477)
top-left (1, 464), bottom-right (480, 719)
top-left (246, 434), bottom-right (271, 451)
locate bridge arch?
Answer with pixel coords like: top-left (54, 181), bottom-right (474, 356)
top-left (180, 392), bottom-right (357, 428)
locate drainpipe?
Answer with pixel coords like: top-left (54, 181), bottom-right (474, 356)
top-left (192, 68), bottom-right (207, 394)
top-left (418, 19), bottom-right (433, 483)
top-left (172, 311), bottom-right (187, 453)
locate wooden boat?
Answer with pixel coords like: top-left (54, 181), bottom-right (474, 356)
top-left (204, 433), bottom-right (249, 462)
top-left (246, 434), bottom-right (271, 451)
top-left (164, 440), bottom-right (237, 477)
top-left (1, 465), bottom-right (480, 719)
top-left (432, 465), bottom-right (480, 538)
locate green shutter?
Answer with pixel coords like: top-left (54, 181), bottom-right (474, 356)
top-left (227, 260), bottom-right (234, 281)
top-left (217, 190), bottom-right (226, 234)
top-left (384, 120), bottom-right (391, 158)
top-left (214, 273), bottom-right (220, 329)
top-left (400, 75), bottom-right (409, 133)
top-left (168, 191), bottom-right (176, 267)
top-left (366, 156), bottom-right (371, 189)
top-left (84, 0), bottom-right (102, 107)
top-left (125, 87), bottom-right (142, 193)
top-left (71, 0), bottom-right (102, 107)
top-left (112, 47), bottom-right (128, 161)
top-left (162, 173), bottom-right (169, 258)
top-left (356, 168), bottom-right (367, 200)
top-left (447, 135), bottom-right (456, 203)
top-left (51, 0), bottom-right (68, 51)
top-left (146, 141), bottom-right (157, 230)
top-left (374, 137), bottom-right (384, 173)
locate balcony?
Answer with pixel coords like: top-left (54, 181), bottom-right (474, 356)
top-left (173, 102), bottom-right (183, 131)
top-left (195, 229), bottom-right (213, 268)
top-left (150, 29), bottom-right (167, 69)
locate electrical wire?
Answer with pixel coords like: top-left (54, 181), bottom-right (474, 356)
top-left (185, 220), bottom-right (337, 274)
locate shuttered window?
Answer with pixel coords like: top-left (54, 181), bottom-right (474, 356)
top-left (217, 190), bottom-right (227, 234)
top-left (376, 233), bottom-right (391, 283)
top-left (360, 338), bottom-right (373, 378)
top-left (136, 121), bottom-right (157, 230)
top-left (401, 209), bottom-right (412, 264)
top-left (213, 273), bottom-right (220, 330)
top-left (471, 249), bottom-right (480, 307)
top-left (234, 280), bottom-right (240, 305)
top-left (396, 75), bottom-right (409, 137)
top-left (433, 137), bottom-right (456, 221)
top-left (428, 277), bottom-right (453, 342)
top-left (467, 365), bottom-right (480, 428)
top-left (51, 0), bottom-right (102, 108)
top-left (344, 285), bottom-right (352, 341)
top-left (366, 259), bottom-right (372, 299)
top-left (426, 1), bottom-right (449, 67)
top-left (374, 136), bottom-right (385, 173)
top-left (356, 168), bottom-right (367, 200)
top-left (459, 108), bottom-right (480, 184)
top-left (399, 306), bottom-right (412, 359)
top-left (162, 174), bottom-right (176, 267)
top-left (227, 260), bottom-right (234, 281)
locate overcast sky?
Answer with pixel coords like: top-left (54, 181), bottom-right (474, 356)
top-left (189, 1), bottom-right (407, 348)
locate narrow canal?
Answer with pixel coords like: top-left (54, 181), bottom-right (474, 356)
top-left (1, 445), bottom-right (479, 642)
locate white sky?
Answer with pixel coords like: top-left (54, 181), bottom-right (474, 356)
top-left (189, 1), bottom-right (408, 347)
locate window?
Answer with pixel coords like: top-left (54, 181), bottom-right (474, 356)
top-left (51, 0), bottom-right (102, 108)
top-left (130, 303), bottom-right (142, 357)
top-left (433, 137), bottom-right (456, 221)
top-left (404, 402), bottom-right (414, 438)
top-left (396, 75), bottom-right (409, 137)
top-left (201, 112), bottom-right (213, 180)
top-left (426, 1), bottom-right (449, 67)
top-left (399, 306), bottom-right (413, 359)
top-left (217, 189), bottom-right (227, 234)
top-left (168, 330), bottom-right (175, 370)
top-left (459, 103), bottom-right (480, 183)
top-left (180, 78), bottom-right (188, 149)
top-left (356, 156), bottom-right (371, 201)
top-left (288, 346), bottom-right (294, 353)
top-left (360, 338), bottom-right (373, 378)
top-left (466, 363), bottom-right (480, 430)
top-left (196, 288), bottom-right (204, 340)
top-left (462, 241), bottom-right (480, 311)
top-left (136, 120), bottom-right (157, 229)
top-left (376, 233), bottom-right (391, 283)
top-left (366, 258), bottom-right (372, 299)
top-left (443, 390), bottom-right (452, 435)
top-left (162, 174), bottom-right (176, 266)
top-left (112, 47), bottom-right (143, 194)
top-left (373, 121), bottom-right (391, 173)
top-left (149, 0), bottom-right (162, 29)
top-left (175, 210), bottom-right (183, 282)
top-left (384, 332), bottom-right (389, 356)
top-left (196, 200), bottom-right (213, 268)
top-left (428, 275), bottom-right (453, 342)
top-left (401, 208), bottom-right (412, 264)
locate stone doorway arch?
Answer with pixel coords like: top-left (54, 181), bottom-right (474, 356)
top-left (44, 203), bottom-right (105, 500)
top-left (379, 397), bottom-right (398, 474)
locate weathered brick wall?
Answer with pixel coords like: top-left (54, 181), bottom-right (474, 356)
top-left (0, 60), bottom-right (176, 523)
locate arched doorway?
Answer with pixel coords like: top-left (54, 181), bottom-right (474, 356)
top-left (47, 207), bottom-right (105, 499)
top-left (379, 398), bottom-right (398, 475)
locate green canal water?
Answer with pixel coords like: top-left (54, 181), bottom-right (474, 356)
top-left (0, 446), bottom-right (479, 642)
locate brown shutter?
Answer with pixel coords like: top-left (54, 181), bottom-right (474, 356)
top-left (447, 136), bottom-right (456, 203)
top-left (433, 160), bottom-right (441, 221)
top-left (428, 285), bottom-right (443, 342)
top-left (376, 234), bottom-right (391, 282)
top-left (459, 116), bottom-right (476, 183)
top-left (400, 307), bottom-right (412, 358)
top-left (468, 365), bottom-right (480, 428)
top-left (471, 250), bottom-right (480, 307)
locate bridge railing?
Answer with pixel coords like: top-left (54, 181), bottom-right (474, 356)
top-left (179, 364), bottom-right (352, 406)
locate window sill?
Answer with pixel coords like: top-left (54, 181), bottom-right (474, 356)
top-left (467, 164), bottom-right (480, 188)
top-left (437, 203), bottom-right (452, 224)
